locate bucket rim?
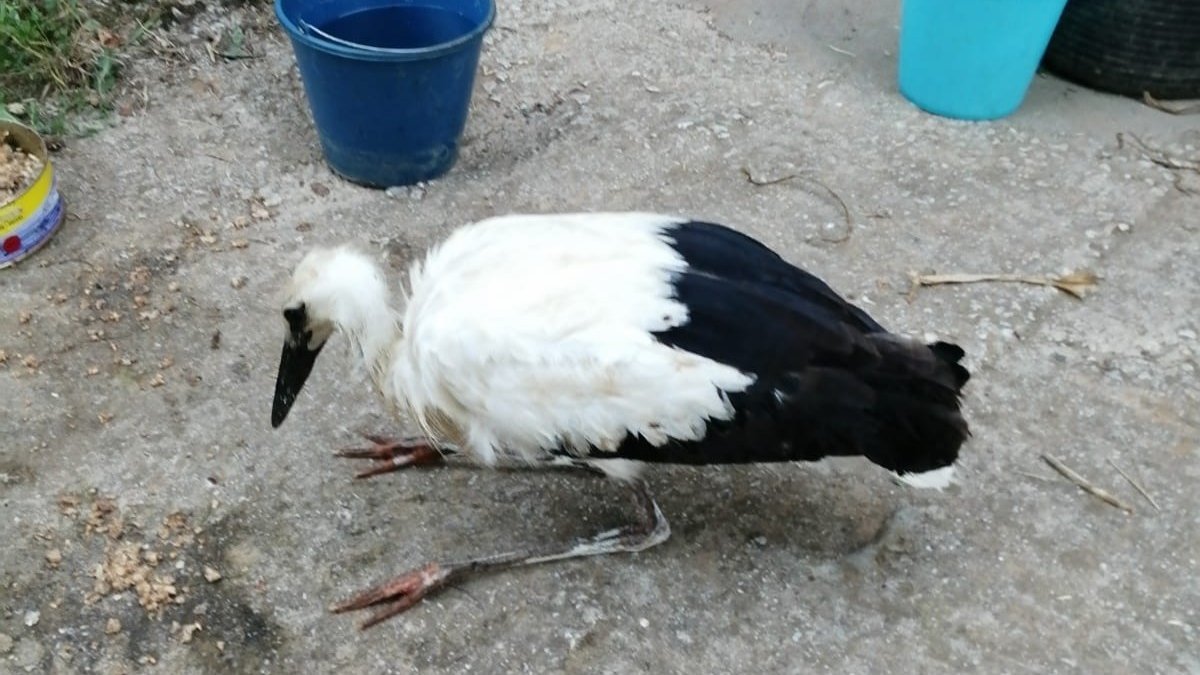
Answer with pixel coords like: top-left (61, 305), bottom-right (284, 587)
top-left (274, 0), bottom-right (495, 61)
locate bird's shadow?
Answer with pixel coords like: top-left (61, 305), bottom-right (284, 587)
top-left (418, 459), bottom-right (907, 562)
top-left (649, 462), bottom-right (900, 556)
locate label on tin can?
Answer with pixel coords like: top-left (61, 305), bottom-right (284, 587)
top-left (0, 163), bottom-right (64, 267)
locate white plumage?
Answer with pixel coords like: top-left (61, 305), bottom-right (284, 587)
top-left (284, 213), bottom-right (756, 471)
top-left (271, 212), bottom-right (970, 627)
top-left (395, 213), bottom-right (755, 465)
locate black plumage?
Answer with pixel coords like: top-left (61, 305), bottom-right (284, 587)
top-left (605, 220), bottom-right (970, 476)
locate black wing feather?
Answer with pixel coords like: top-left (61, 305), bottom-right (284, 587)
top-left (606, 220), bottom-right (970, 475)
top-left (662, 220), bottom-right (886, 333)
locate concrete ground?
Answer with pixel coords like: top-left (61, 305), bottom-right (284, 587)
top-left (2, 0), bottom-right (1198, 672)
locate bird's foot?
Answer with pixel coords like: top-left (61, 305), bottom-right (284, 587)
top-left (328, 480), bottom-right (670, 629)
top-left (334, 434), bottom-right (448, 479)
top-left (331, 562), bottom-right (455, 629)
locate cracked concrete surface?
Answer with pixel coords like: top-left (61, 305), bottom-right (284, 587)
top-left (2, 0), bottom-right (1198, 672)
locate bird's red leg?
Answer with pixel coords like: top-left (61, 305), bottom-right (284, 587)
top-left (331, 479), bottom-right (670, 629)
top-left (334, 433), bottom-right (454, 479)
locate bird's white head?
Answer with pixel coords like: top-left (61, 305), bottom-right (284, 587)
top-left (271, 245), bottom-right (394, 428)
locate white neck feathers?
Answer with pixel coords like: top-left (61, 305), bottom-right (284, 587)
top-left (295, 247), bottom-right (400, 388)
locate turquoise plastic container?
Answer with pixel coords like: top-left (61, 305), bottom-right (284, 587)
top-left (898, 0), bottom-right (1069, 120)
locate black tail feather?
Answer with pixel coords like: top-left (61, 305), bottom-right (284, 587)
top-left (854, 336), bottom-right (971, 475)
top-left (930, 340), bottom-right (971, 389)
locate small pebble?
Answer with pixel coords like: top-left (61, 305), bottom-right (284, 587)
top-left (0, 632), bottom-right (13, 654)
top-left (230, 276), bottom-right (247, 290)
top-left (385, 184), bottom-right (426, 200)
top-left (105, 618), bottom-right (121, 635)
top-left (180, 622), bottom-right (201, 643)
top-left (259, 190), bottom-right (283, 208)
top-left (23, 610), bottom-right (40, 627)
top-left (45, 549), bottom-right (62, 567)
top-left (203, 566), bottom-right (222, 583)
top-left (638, 618), bottom-right (650, 629)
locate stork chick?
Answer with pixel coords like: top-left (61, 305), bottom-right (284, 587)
top-left (272, 213), bottom-right (970, 628)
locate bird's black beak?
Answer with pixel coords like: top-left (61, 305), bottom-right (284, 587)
top-left (272, 303), bottom-right (324, 428)
top-left (271, 338), bottom-right (324, 428)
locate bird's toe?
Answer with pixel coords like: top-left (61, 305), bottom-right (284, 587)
top-left (331, 562), bottom-right (451, 629)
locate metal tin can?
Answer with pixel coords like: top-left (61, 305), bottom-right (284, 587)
top-left (1, 121), bottom-right (65, 268)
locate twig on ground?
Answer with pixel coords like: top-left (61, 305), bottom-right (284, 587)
top-left (1119, 132), bottom-right (1200, 173)
top-left (1172, 173), bottom-right (1199, 195)
top-left (741, 167), bottom-right (796, 186)
top-left (1041, 454), bottom-right (1134, 514)
top-left (1107, 459), bottom-right (1161, 512)
top-left (741, 169), bottom-right (853, 244)
top-left (803, 176), bottom-right (852, 243)
top-left (1141, 92), bottom-right (1200, 116)
top-left (909, 271), bottom-right (1098, 299)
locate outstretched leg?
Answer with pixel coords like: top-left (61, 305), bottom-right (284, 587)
top-left (334, 433), bottom-right (456, 479)
top-left (331, 478), bottom-right (670, 629)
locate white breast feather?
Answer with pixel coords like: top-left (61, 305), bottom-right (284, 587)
top-left (389, 213), bottom-right (756, 465)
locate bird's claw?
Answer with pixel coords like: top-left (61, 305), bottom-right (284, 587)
top-left (334, 435), bottom-right (445, 479)
top-left (331, 562), bottom-right (452, 629)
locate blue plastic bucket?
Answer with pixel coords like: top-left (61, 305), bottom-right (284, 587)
top-left (275, 0), bottom-right (494, 187)
top-left (898, 0), bottom-right (1069, 120)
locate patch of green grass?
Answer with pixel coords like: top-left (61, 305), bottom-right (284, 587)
top-left (0, 0), bottom-right (123, 135)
